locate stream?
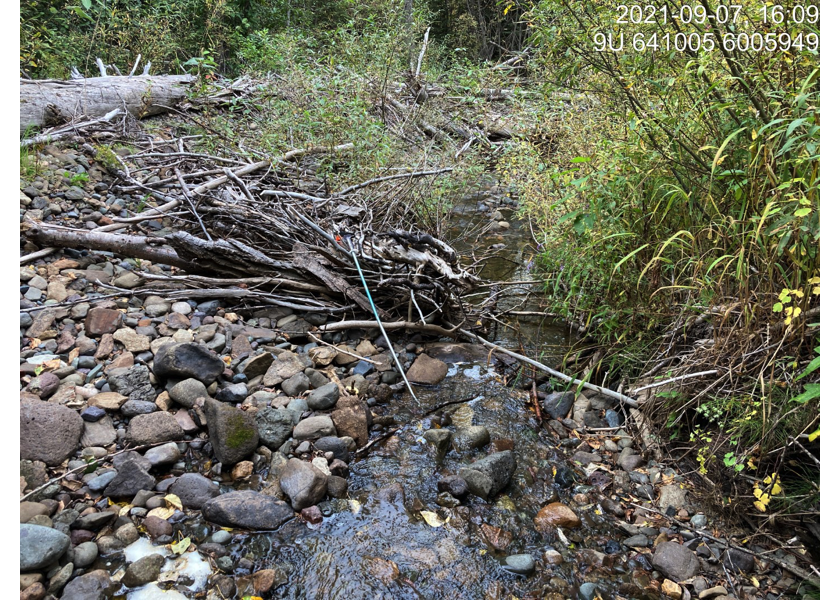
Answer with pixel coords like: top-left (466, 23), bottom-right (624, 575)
top-left (162, 183), bottom-right (640, 599)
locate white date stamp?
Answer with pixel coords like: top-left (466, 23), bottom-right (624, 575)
top-left (593, 3), bottom-right (820, 53)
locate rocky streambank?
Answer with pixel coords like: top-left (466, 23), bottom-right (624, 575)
top-left (19, 143), bottom-right (811, 600)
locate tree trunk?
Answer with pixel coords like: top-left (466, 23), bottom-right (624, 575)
top-left (19, 75), bottom-right (194, 134)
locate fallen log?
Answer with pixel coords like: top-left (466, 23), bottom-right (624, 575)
top-left (20, 74), bottom-right (194, 133)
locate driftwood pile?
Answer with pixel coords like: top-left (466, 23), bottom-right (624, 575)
top-left (22, 106), bottom-right (477, 330)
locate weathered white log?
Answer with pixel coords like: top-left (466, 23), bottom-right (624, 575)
top-left (19, 74), bottom-right (195, 133)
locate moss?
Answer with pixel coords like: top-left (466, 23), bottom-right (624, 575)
top-left (224, 413), bottom-right (256, 449)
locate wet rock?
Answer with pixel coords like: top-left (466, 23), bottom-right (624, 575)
top-left (723, 548), bottom-right (755, 573)
top-left (263, 351), bottom-right (306, 386)
top-left (20, 401), bottom-right (83, 466)
top-left (307, 383), bottom-right (339, 410)
top-left (503, 554), bottom-right (535, 575)
top-left (437, 475), bottom-right (469, 498)
top-left (122, 553), bottom-right (166, 587)
top-left (203, 490), bottom-right (294, 530)
top-left (153, 342), bottom-right (224, 385)
top-left (406, 353), bottom-right (448, 385)
top-left (81, 406), bottom-right (106, 422)
top-left (84, 308), bottom-right (123, 336)
top-left (301, 505), bottom-right (323, 525)
top-left (256, 407), bottom-right (295, 450)
top-left (251, 569), bottom-right (278, 595)
top-left (20, 524), bottom-right (70, 571)
top-left (168, 378), bottom-right (207, 408)
top-left (127, 411), bottom-right (184, 445)
top-left (456, 425), bottom-right (490, 450)
top-left (331, 396), bottom-right (370, 446)
top-left (60, 569), bottom-right (112, 600)
top-left (293, 415), bottom-right (336, 441)
top-left (424, 429), bottom-right (452, 455)
top-left (169, 473), bottom-right (220, 510)
top-left (460, 450), bottom-right (516, 500)
top-left (652, 541), bottom-right (700, 581)
top-left (205, 398), bottom-right (259, 465)
top-left (553, 464), bottom-right (577, 488)
top-left (534, 503), bottom-right (582, 529)
top-left (280, 458), bottom-right (328, 510)
top-left (543, 392), bottom-right (575, 420)
top-left (327, 476), bottom-right (348, 498)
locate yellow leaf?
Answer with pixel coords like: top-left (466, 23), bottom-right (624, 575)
top-left (753, 500), bottom-right (767, 512)
top-left (119, 505), bottom-right (132, 517)
top-left (171, 536), bottom-right (191, 555)
top-left (751, 576), bottom-right (760, 587)
top-left (420, 510), bottom-right (448, 528)
top-left (165, 494), bottom-right (183, 511)
top-left (147, 507), bottom-right (175, 520)
top-left (808, 428), bottom-right (820, 442)
top-left (349, 499), bottom-right (362, 514)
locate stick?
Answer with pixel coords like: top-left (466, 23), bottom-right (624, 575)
top-left (96, 57), bottom-right (108, 77)
top-left (628, 370), bottom-right (719, 396)
top-left (191, 160), bottom-right (271, 196)
top-left (175, 168), bottom-right (212, 241)
top-left (21, 108), bottom-right (123, 147)
top-left (338, 168), bottom-right (453, 196)
top-left (414, 27), bottom-right (431, 79)
top-left (455, 328), bottom-right (640, 408)
top-left (20, 247), bottom-right (56, 264)
top-left (282, 142), bottom-right (354, 161)
top-left (128, 54), bottom-right (141, 77)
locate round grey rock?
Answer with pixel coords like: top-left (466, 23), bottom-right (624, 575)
top-left (20, 524), bottom-right (70, 571)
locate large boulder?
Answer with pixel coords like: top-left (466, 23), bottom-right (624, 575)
top-left (459, 450), bottom-right (516, 500)
top-left (126, 412), bottom-right (184, 446)
top-left (255, 407), bottom-right (295, 450)
top-left (20, 524), bottom-right (70, 571)
top-left (406, 353), bottom-right (448, 385)
top-left (203, 490), bottom-right (294, 530)
top-left (204, 398), bottom-right (259, 465)
top-left (652, 541), bottom-right (700, 581)
top-left (169, 473), bottom-right (220, 509)
top-left (153, 342), bottom-right (224, 385)
top-left (20, 401), bottom-right (83, 466)
top-left (279, 458), bottom-right (328, 511)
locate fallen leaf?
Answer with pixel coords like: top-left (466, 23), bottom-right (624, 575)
top-left (171, 537), bottom-right (191, 555)
top-left (420, 510), bottom-right (447, 528)
top-left (164, 494), bottom-right (183, 510)
top-left (147, 506), bottom-right (175, 520)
